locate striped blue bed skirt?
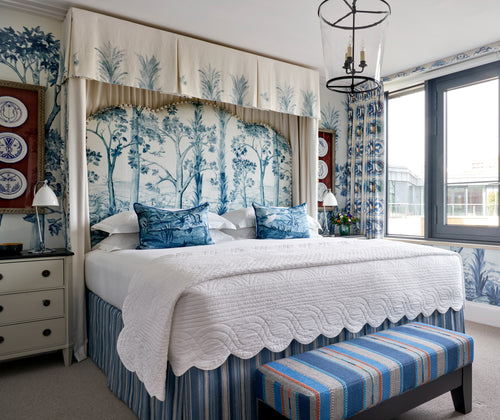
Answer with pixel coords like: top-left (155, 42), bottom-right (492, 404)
top-left (87, 291), bottom-right (464, 420)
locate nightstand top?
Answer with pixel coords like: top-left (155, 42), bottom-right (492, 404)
top-left (0, 248), bottom-right (73, 261)
top-left (322, 234), bottom-right (366, 239)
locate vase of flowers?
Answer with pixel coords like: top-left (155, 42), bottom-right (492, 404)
top-left (330, 212), bottom-right (358, 236)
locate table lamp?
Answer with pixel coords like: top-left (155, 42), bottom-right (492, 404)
top-left (30, 180), bottom-right (59, 253)
top-left (322, 189), bottom-right (337, 235)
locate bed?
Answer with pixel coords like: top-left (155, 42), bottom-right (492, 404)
top-left (85, 237), bottom-right (464, 420)
top-left (84, 102), bottom-right (465, 420)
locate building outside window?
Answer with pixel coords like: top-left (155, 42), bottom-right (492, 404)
top-left (386, 61), bottom-right (500, 243)
top-left (386, 86), bottom-right (425, 237)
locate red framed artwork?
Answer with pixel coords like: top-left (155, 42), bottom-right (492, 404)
top-left (0, 80), bottom-right (45, 214)
top-left (318, 129), bottom-right (335, 208)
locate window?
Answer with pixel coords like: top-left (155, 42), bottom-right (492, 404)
top-left (386, 61), bottom-right (500, 243)
top-left (386, 86), bottom-right (426, 237)
top-left (428, 62), bottom-right (500, 243)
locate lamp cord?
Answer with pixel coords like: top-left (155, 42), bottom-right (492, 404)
top-left (323, 206), bottom-right (328, 234)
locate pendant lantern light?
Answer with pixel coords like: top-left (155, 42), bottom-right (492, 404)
top-left (318, 0), bottom-right (391, 94)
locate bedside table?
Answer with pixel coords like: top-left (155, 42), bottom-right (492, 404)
top-left (0, 249), bottom-right (73, 366)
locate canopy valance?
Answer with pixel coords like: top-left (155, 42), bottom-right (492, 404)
top-left (62, 8), bottom-right (320, 119)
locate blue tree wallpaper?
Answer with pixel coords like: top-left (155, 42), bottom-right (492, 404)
top-left (449, 247), bottom-right (500, 307)
top-left (0, 12), bottom-right (65, 249)
top-left (86, 102), bottom-right (292, 227)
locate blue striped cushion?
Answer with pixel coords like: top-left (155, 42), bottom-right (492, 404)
top-left (256, 322), bottom-right (474, 420)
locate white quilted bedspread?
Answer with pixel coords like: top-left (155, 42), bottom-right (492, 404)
top-left (116, 238), bottom-right (464, 400)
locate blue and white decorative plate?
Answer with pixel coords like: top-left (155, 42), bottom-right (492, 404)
top-left (318, 160), bottom-right (328, 180)
top-left (0, 168), bottom-right (28, 199)
top-left (0, 133), bottom-right (28, 163)
top-left (318, 182), bottom-right (327, 202)
top-left (318, 137), bottom-right (328, 157)
top-left (0, 96), bottom-right (28, 128)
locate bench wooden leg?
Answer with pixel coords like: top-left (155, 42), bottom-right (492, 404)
top-left (257, 400), bottom-right (288, 420)
top-left (451, 363), bottom-right (472, 414)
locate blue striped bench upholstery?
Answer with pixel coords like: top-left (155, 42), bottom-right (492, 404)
top-left (256, 322), bottom-right (474, 420)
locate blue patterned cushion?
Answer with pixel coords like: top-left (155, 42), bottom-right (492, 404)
top-left (134, 202), bottom-right (213, 249)
top-left (256, 322), bottom-right (474, 420)
top-left (252, 202), bottom-right (310, 239)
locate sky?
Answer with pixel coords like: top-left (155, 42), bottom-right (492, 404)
top-left (387, 89), bottom-right (425, 178)
top-left (388, 79), bottom-right (499, 182)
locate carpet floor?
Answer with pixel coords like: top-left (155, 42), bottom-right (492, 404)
top-left (0, 321), bottom-right (498, 420)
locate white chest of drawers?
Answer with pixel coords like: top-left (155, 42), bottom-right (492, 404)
top-left (0, 249), bottom-right (73, 366)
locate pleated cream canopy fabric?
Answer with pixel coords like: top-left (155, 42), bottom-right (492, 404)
top-left (62, 8), bottom-right (320, 119)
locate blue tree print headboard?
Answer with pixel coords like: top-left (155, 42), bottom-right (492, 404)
top-left (86, 101), bottom-right (292, 230)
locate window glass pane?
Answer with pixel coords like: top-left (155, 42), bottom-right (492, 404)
top-left (446, 79), bottom-right (499, 226)
top-left (387, 89), bottom-right (425, 236)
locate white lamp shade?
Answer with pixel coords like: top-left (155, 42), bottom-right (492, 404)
top-left (322, 189), bottom-right (337, 206)
top-left (32, 181), bottom-right (59, 207)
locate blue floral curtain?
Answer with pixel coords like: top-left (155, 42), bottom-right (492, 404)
top-left (346, 87), bottom-right (385, 238)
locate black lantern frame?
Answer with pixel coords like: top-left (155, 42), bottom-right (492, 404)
top-left (318, 0), bottom-right (391, 94)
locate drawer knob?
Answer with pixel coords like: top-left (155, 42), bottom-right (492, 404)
top-left (0, 273), bottom-right (3, 280)
top-left (43, 329), bottom-right (52, 337)
top-left (42, 299), bottom-right (51, 307)
top-left (42, 270), bottom-right (51, 278)
top-left (0, 305), bottom-right (3, 312)
top-left (0, 336), bottom-right (3, 343)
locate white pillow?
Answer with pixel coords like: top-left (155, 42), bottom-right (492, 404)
top-left (92, 209), bottom-right (236, 234)
top-left (307, 215), bottom-right (321, 231)
top-left (207, 212), bottom-right (237, 230)
top-left (222, 226), bottom-right (320, 241)
top-left (209, 229), bottom-right (235, 243)
top-left (220, 207), bottom-right (255, 229)
top-left (222, 227), bottom-right (256, 240)
top-left (91, 233), bottom-right (139, 251)
top-left (92, 211), bottom-right (139, 234)
top-left (221, 207), bottom-right (322, 231)
top-left (308, 227), bottom-right (321, 237)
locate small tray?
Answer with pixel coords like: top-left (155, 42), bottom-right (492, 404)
top-left (0, 243), bottom-right (23, 255)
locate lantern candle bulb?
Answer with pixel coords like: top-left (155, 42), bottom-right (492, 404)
top-left (360, 49), bottom-right (365, 61)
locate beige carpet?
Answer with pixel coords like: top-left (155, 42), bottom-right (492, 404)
top-left (0, 351), bottom-right (137, 420)
top-left (0, 321), bottom-right (498, 420)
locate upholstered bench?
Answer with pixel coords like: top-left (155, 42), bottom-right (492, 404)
top-left (256, 322), bottom-right (473, 420)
